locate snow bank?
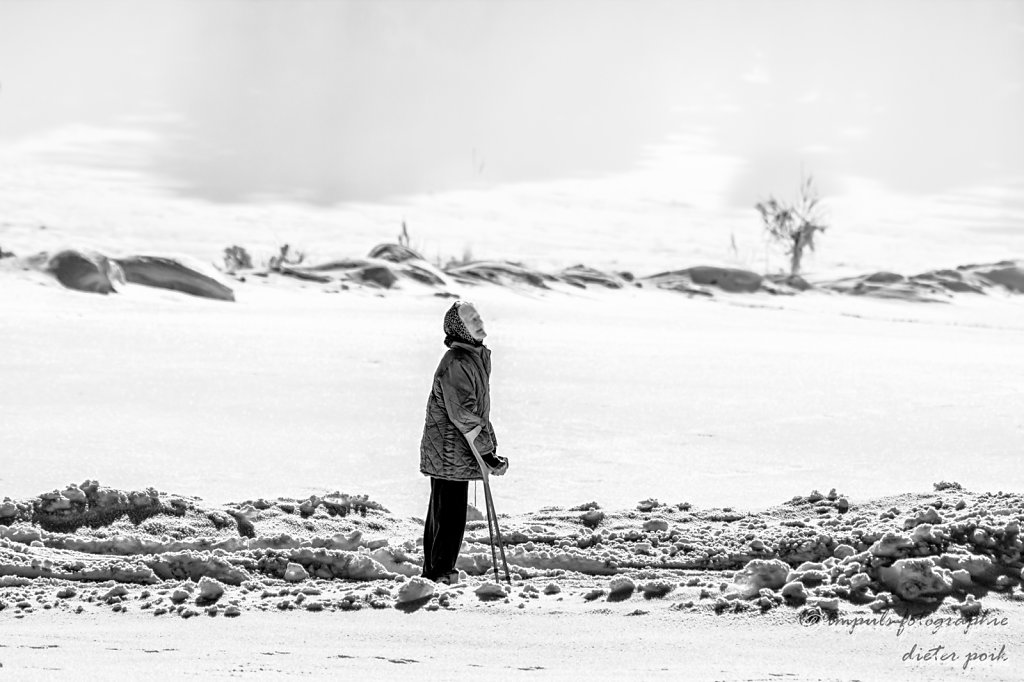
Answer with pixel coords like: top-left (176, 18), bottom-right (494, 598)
top-left (1, 482), bottom-right (1021, 621)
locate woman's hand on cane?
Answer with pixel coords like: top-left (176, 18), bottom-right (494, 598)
top-left (464, 426), bottom-right (507, 476)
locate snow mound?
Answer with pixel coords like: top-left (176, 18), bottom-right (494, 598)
top-left (298, 256), bottom-right (445, 288)
top-left (819, 261), bottom-right (1024, 301)
top-left (447, 261), bottom-right (556, 289)
top-left (45, 250), bottom-right (124, 294)
top-left (646, 266), bottom-right (764, 294)
top-left (558, 265), bottom-right (629, 289)
top-left (966, 261), bottom-right (1024, 292)
top-left (116, 255), bottom-right (235, 301)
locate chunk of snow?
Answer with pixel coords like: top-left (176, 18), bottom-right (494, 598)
top-left (781, 581), bottom-right (808, 602)
top-left (957, 595), bottom-right (983, 618)
top-left (642, 519), bottom-right (668, 533)
top-left (609, 576), bottom-right (635, 595)
top-left (101, 585), bottom-right (128, 601)
top-left (197, 576), bottom-right (225, 602)
top-left (734, 559), bottom-right (790, 594)
top-left (951, 569), bottom-right (973, 588)
top-left (396, 577), bottom-right (434, 603)
top-left (475, 582), bottom-right (506, 599)
top-left (939, 553), bottom-right (998, 583)
top-left (849, 573), bottom-right (871, 591)
top-left (833, 544), bottom-right (856, 559)
top-left (641, 581), bottom-right (674, 598)
top-left (904, 508), bottom-right (943, 529)
top-left (878, 558), bottom-right (954, 601)
top-left (811, 597), bottom-right (840, 612)
top-left (284, 562), bottom-right (309, 582)
top-left (636, 498), bottom-right (660, 512)
top-left (868, 532), bottom-right (914, 557)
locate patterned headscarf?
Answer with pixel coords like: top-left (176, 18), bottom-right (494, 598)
top-left (443, 301), bottom-right (480, 348)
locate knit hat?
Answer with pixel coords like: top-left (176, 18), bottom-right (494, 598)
top-left (443, 301), bottom-right (480, 347)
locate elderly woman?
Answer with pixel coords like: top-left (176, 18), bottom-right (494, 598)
top-left (419, 301), bottom-right (508, 584)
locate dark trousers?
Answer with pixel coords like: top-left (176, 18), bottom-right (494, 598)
top-left (422, 477), bottom-right (468, 580)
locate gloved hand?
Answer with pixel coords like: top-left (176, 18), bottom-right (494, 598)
top-left (481, 453), bottom-right (509, 476)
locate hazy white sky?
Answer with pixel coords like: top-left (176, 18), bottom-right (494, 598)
top-left (1, 0), bottom-right (1022, 206)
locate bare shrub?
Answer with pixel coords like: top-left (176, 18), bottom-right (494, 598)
top-left (755, 175), bottom-right (828, 276)
top-left (222, 245), bottom-right (252, 273)
top-left (267, 244), bottom-right (305, 271)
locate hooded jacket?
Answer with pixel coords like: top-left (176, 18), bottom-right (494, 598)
top-left (419, 341), bottom-right (497, 481)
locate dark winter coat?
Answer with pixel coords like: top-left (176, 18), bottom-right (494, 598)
top-left (419, 341), bottom-right (497, 481)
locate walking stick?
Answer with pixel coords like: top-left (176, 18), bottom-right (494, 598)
top-left (468, 444), bottom-right (511, 584)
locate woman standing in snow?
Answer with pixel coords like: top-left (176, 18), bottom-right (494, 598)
top-left (419, 301), bottom-right (508, 584)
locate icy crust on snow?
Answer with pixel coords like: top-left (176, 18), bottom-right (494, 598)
top-left (1, 482), bottom-right (1022, 620)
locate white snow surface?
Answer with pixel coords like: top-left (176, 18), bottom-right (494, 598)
top-left (2, 274), bottom-right (1021, 518)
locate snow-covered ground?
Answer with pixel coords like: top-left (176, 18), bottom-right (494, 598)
top-left (2, 150), bottom-right (1023, 680)
top-left (1, 266), bottom-right (1022, 519)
